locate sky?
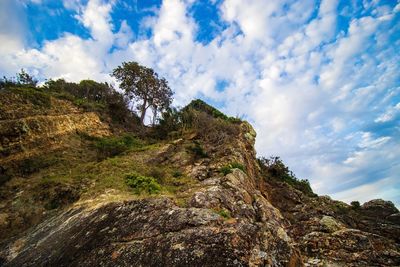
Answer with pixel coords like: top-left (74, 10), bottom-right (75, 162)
top-left (0, 0), bottom-right (399, 207)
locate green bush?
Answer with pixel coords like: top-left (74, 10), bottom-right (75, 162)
top-left (9, 87), bottom-right (51, 108)
top-left (350, 201), bottom-right (361, 209)
top-left (152, 99), bottom-right (241, 141)
top-left (125, 172), bottom-right (161, 194)
top-left (258, 156), bottom-right (316, 197)
top-left (45, 78), bottom-right (139, 127)
top-left (188, 141), bottom-right (208, 159)
top-left (184, 99), bottom-right (241, 123)
top-left (94, 134), bottom-right (143, 158)
top-left (153, 107), bottom-right (181, 138)
top-left (172, 170), bottom-right (183, 178)
top-left (220, 162), bottom-right (246, 175)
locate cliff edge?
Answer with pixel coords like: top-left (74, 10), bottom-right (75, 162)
top-left (0, 88), bottom-right (399, 266)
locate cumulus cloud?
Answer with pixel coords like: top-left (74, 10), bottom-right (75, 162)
top-left (0, 0), bottom-right (122, 82)
top-left (1, 0), bottom-right (399, 206)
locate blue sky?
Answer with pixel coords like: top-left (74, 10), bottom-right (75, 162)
top-left (0, 0), bottom-right (399, 207)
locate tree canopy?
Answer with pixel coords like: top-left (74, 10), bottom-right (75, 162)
top-left (112, 62), bottom-right (173, 125)
top-left (0, 69), bottom-right (38, 88)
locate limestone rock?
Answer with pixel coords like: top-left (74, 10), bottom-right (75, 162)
top-left (319, 216), bottom-right (345, 233)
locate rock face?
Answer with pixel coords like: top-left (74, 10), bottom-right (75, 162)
top-left (0, 96), bottom-right (399, 266)
top-left (0, 95), bottom-right (110, 168)
top-left (266, 180), bottom-right (400, 266)
top-left (1, 198), bottom-right (300, 267)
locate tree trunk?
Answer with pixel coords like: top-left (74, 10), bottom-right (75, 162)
top-left (152, 107), bottom-right (158, 126)
top-left (140, 99), bottom-right (147, 125)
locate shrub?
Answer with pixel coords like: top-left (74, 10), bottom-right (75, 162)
top-left (350, 201), bottom-right (361, 209)
top-left (1, 69), bottom-right (37, 88)
top-left (220, 162), bottom-right (246, 175)
top-left (152, 107), bottom-right (182, 139)
top-left (152, 99), bottom-right (241, 141)
top-left (125, 172), bottom-right (161, 194)
top-left (258, 156), bottom-right (316, 197)
top-left (183, 99), bottom-right (241, 123)
top-left (188, 141), bottom-right (208, 159)
top-left (9, 87), bottom-right (51, 108)
top-left (17, 69), bottom-right (38, 87)
top-left (45, 78), bottom-right (139, 127)
top-left (172, 170), bottom-right (183, 178)
top-left (94, 134), bottom-right (143, 158)
top-left (182, 109), bottom-right (240, 145)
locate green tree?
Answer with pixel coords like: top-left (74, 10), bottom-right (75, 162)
top-left (79, 80), bottom-right (111, 101)
top-left (111, 62), bottom-right (173, 125)
top-left (17, 69), bottom-right (37, 87)
top-left (150, 77), bottom-right (173, 125)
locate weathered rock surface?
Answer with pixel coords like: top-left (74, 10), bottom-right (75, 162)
top-left (266, 180), bottom-right (400, 266)
top-left (0, 98), bottom-right (110, 166)
top-left (0, 197), bottom-right (302, 267)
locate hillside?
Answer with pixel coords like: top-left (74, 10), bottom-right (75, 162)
top-left (0, 85), bottom-right (399, 266)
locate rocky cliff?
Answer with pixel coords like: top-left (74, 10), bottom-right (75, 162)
top-left (0, 88), bottom-right (399, 266)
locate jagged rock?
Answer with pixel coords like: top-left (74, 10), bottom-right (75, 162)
top-left (0, 198), bottom-right (301, 267)
top-left (302, 229), bottom-right (400, 266)
top-left (319, 216), bottom-right (345, 233)
top-left (361, 199), bottom-right (398, 218)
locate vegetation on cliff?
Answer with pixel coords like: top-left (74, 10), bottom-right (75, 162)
top-left (1, 67), bottom-right (399, 266)
top-left (0, 67), bottom-right (315, 202)
top-left (258, 156), bottom-right (315, 197)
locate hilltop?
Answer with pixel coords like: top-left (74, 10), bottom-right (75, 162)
top-left (0, 81), bottom-right (399, 266)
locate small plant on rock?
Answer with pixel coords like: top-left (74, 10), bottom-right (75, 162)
top-left (214, 208), bottom-right (232, 219)
top-left (188, 141), bottom-right (208, 159)
top-left (220, 162), bottom-right (246, 175)
top-left (125, 172), bottom-right (161, 194)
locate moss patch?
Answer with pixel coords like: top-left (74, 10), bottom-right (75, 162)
top-left (213, 208), bottom-right (232, 219)
top-left (220, 162), bottom-right (246, 175)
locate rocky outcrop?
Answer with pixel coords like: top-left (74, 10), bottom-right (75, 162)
top-left (0, 96), bottom-right (110, 166)
top-left (0, 197), bottom-right (301, 267)
top-left (265, 180), bottom-right (400, 266)
top-left (0, 92), bottom-right (112, 240)
top-left (0, 119), bottom-right (304, 266)
top-left (0, 96), bottom-right (399, 266)
top-left (361, 199), bottom-right (398, 218)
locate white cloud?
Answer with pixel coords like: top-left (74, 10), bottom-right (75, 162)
top-left (375, 103), bottom-right (400, 122)
top-left (0, 0), bottom-right (123, 82)
top-left (62, 0), bottom-right (85, 11)
top-left (75, 0), bottom-right (114, 47)
top-left (0, 0), bottom-right (26, 61)
top-left (358, 132), bottom-right (391, 149)
top-left (332, 176), bottom-right (400, 208)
